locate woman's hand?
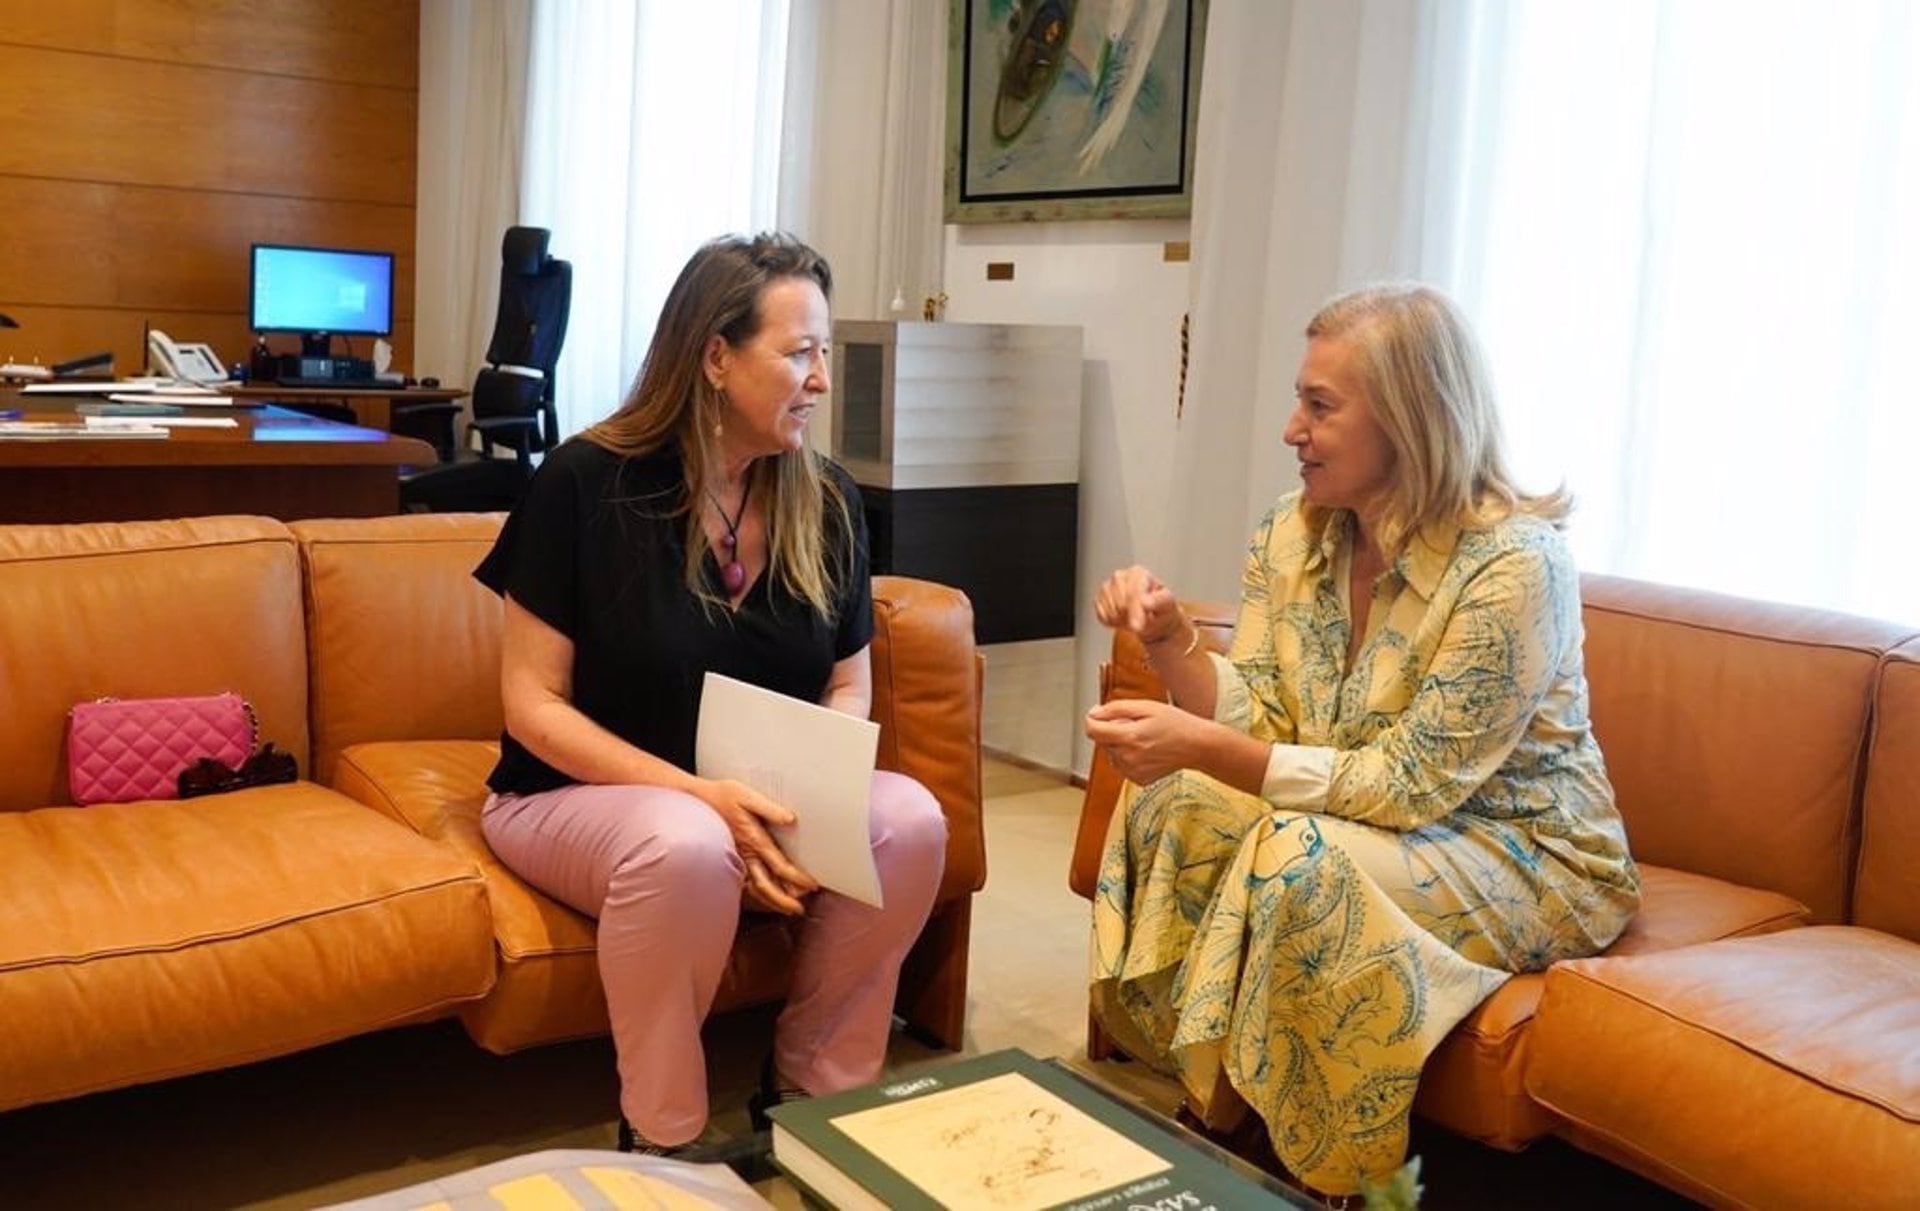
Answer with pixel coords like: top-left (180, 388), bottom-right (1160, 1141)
top-left (694, 778), bottom-right (820, 915)
top-left (1085, 698), bottom-right (1210, 785)
top-left (1094, 565), bottom-right (1186, 647)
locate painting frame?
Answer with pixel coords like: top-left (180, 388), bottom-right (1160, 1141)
top-left (944, 0), bottom-right (1208, 223)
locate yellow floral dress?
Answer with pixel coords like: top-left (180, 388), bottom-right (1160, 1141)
top-left (1091, 494), bottom-right (1640, 1195)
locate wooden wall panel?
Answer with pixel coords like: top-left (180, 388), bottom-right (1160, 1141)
top-left (0, 0), bottom-right (419, 375)
top-left (0, 46), bottom-right (414, 203)
top-left (0, 179), bottom-right (414, 315)
top-left (0, 0), bottom-right (416, 88)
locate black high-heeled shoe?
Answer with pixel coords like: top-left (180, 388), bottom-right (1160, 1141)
top-left (617, 1115), bottom-right (731, 1160)
top-left (621, 1113), bottom-right (773, 1177)
top-left (747, 1055), bottom-right (810, 1132)
top-left (617, 1115), bottom-right (673, 1157)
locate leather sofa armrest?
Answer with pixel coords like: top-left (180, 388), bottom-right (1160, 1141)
top-left (870, 575), bottom-right (985, 904)
top-left (1068, 599), bottom-right (1236, 899)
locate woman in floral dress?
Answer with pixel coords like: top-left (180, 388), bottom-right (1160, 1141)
top-left (1086, 284), bottom-right (1640, 1197)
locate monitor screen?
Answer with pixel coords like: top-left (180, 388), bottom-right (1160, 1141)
top-left (249, 244), bottom-right (395, 337)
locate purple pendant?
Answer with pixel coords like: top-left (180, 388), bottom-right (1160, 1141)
top-left (721, 533), bottom-right (736, 549)
top-left (723, 561), bottom-right (747, 594)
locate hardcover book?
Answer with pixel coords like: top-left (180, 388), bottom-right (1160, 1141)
top-left (766, 1048), bottom-right (1303, 1210)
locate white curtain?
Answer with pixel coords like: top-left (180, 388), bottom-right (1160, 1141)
top-left (414, 0), bottom-right (531, 391)
top-left (780, 1), bottom-right (947, 323)
top-left (521, 0), bottom-right (794, 440)
top-left (1168, 1), bottom-right (1464, 601)
top-left (1179, 0), bottom-right (1920, 623)
top-left (1444, 0), bottom-right (1920, 621)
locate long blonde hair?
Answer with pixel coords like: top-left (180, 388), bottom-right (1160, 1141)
top-left (583, 233), bottom-right (854, 616)
top-left (1305, 282), bottom-right (1569, 560)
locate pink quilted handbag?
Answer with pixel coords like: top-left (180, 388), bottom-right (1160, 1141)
top-left (66, 692), bottom-right (258, 806)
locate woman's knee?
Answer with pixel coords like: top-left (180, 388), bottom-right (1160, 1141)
top-left (869, 771), bottom-right (948, 856)
top-left (609, 789), bottom-right (742, 888)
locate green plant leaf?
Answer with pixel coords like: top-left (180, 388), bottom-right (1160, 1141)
top-left (1361, 1155), bottom-right (1423, 1210)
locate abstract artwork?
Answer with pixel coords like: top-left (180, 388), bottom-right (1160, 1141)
top-left (945, 0), bottom-right (1207, 223)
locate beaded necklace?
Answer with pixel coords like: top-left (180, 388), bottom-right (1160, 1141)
top-left (707, 479), bottom-right (750, 595)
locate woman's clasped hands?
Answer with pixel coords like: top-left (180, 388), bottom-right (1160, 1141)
top-left (695, 777), bottom-right (819, 915)
top-left (1086, 698), bottom-right (1208, 785)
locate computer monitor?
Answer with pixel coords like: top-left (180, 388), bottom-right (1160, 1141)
top-left (249, 243), bottom-right (395, 358)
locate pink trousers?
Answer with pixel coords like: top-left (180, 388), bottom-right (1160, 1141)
top-left (481, 770), bottom-right (947, 1145)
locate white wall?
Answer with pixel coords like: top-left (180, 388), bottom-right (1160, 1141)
top-left (943, 224), bottom-right (1192, 775)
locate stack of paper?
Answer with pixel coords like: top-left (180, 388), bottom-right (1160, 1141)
top-left (0, 421), bottom-right (167, 439)
top-left (22, 378), bottom-right (181, 395)
top-left (84, 415), bottom-right (236, 430)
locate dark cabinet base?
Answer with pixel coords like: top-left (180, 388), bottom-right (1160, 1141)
top-left (860, 482), bottom-right (1077, 645)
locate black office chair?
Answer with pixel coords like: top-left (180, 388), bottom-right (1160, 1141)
top-left (399, 226), bottom-right (572, 512)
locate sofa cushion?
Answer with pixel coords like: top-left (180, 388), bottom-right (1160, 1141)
top-left (1579, 574), bottom-right (1915, 923)
top-left (0, 782), bottom-right (494, 1113)
top-left (292, 515), bottom-right (506, 787)
top-left (332, 739), bottom-right (799, 1054)
top-left (1526, 927), bottom-right (1920, 1205)
top-left (0, 516), bottom-right (310, 814)
top-left (1412, 862), bottom-right (1809, 1148)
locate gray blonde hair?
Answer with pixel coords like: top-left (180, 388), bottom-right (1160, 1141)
top-left (1305, 282), bottom-right (1568, 559)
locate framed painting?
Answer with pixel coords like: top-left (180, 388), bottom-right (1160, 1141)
top-left (945, 0), bottom-right (1208, 223)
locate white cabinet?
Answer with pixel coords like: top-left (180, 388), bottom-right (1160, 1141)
top-left (830, 321), bottom-right (1083, 643)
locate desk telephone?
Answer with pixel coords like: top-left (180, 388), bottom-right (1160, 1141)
top-left (148, 330), bottom-right (229, 385)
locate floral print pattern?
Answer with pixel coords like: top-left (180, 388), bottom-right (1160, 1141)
top-left (1092, 494), bottom-right (1639, 1195)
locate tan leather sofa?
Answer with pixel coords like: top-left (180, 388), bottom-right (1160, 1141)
top-left (0, 513), bottom-right (984, 1116)
top-left (1070, 574), bottom-right (1920, 1206)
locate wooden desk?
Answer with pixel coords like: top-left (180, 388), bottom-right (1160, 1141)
top-left (226, 385), bottom-right (467, 431)
top-left (0, 398), bottom-right (437, 524)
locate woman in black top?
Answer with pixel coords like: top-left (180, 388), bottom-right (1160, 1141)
top-left (475, 233), bottom-right (947, 1156)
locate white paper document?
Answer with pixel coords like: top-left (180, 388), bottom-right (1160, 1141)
top-left (0, 421), bottom-right (167, 439)
top-left (23, 378), bottom-right (227, 396)
top-left (106, 390), bottom-right (236, 405)
top-left (695, 671), bottom-right (883, 907)
top-left (21, 379), bottom-right (163, 395)
top-left (85, 415), bottom-right (237, 429)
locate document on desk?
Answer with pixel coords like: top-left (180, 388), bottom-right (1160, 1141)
top-left (84, 415), bottom-right (237, 429)
top-left (107, 390), bottom-right (238, 406)
top-left (21, 379), bottom-right (160, 395)
top-left (22, 378), bottom-right (219, 396)
top-left (0, 421), bottom-right (167, 439)
top-left (695, 671), bottom-right (883, 907)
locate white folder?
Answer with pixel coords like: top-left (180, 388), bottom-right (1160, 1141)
top-left (695, 672), bottom-right (883, 908)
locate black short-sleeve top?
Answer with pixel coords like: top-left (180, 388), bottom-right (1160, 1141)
top-left (474, 438), bottom-right (873, 795)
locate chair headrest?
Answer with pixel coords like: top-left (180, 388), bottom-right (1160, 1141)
top-left (502, 227), bottom-right (551, 276)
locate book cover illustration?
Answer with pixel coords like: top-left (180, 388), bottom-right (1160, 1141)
top-left (769, 1048), bottom-right (1304, 1210)
top-left (832, 1070), bottom-right (1168, 1207)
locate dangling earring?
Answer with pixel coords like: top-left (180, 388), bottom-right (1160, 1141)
top-left (710, 381), bottom-right (724, 438)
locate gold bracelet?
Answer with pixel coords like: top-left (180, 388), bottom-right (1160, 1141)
top-left (1147, 611), bottom-right (1200, 659)
top-left (1179, 617), bottom-right (1202, 658)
